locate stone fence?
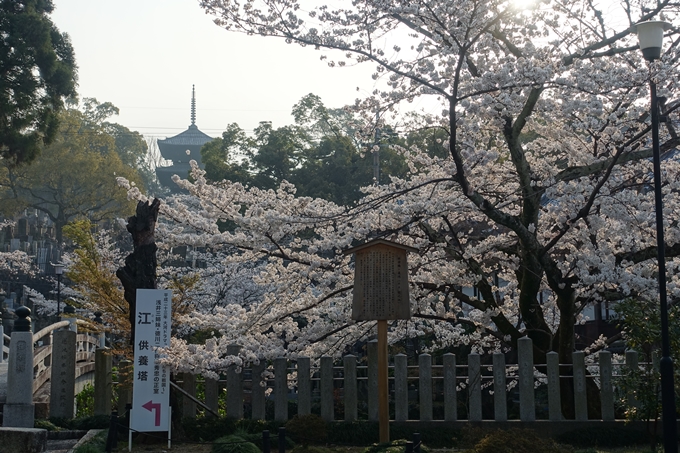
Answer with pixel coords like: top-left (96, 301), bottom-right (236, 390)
top-left (177, 337), bottom-right (640, 422)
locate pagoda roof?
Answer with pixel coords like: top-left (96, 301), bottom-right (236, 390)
top-left (158, 124), bottom-right (213, 147)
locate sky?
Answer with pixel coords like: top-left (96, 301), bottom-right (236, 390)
top-left (49, 0), bottom-right (379, 141)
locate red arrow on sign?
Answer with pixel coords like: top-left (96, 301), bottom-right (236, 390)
top-left (142, 400), bottom-right (162, 426)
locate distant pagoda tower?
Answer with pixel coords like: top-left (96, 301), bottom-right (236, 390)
top-left (156, 85), bottom-right (213, 191)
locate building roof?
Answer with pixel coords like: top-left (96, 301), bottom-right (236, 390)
top-left (343, 238), bottom-right (419, 255)
top-left (158, 124), bottom-right (213, 147)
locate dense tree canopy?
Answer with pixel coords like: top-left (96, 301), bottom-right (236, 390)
top-left (0, 0), bottom-right (78, 165)
top-left (0, 101), bottom-right (143, 241)
top-left (119, 0), bottom-right (680, 411)
top-left (201, 94), bottom-right (409, 205)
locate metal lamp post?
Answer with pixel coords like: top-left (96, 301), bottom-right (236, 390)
top-left (54, 263), bottom-right (64, 316)
top-left (635, 20), bottom-right (677, 453)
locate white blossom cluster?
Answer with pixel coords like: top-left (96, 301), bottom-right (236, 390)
top-left (120, 0), bottom-right (680, 374)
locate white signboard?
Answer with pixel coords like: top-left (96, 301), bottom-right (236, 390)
top-left (131, 289), bottom-right (171, 432)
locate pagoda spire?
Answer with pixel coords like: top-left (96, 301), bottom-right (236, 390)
top-left (191, 85), bottom-right (196, 126)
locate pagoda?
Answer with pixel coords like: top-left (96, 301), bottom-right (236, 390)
top-left (155, 86), bottom-right (213, 191)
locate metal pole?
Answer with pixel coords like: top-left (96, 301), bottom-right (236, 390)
top-left (650, 79), bottom-right (678, 453)
top-left (56, 272), bottom-right (61, 316)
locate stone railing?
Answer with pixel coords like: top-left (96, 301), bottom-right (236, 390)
top-left (1, 327), bottom-right (8, 362)
top-left (177, 337), bottom-right (639, 422)
top-left (32, 319), bottom-right (100, 395)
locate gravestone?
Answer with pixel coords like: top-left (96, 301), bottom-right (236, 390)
top-left (17, 219), bottom-right (27, 238)
top-left (3, 307), bottom-right (35, 428)
top-left (49, 330), bottom-right (77, 419)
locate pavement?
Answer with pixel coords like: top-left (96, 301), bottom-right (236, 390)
top-left (44, 437), bottom-right (81, 453)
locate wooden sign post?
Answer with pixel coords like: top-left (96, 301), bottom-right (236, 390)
top-left (345, 239), bottom-right (416, 443)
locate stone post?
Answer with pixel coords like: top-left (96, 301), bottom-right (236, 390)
top-left (367, 340), bottom-right (378, 421)
top-left (0, 325), bottom-right (4, 363)
top-left (418, 353), bottom-right (433, 421)
top-left (394, 353), bottom-right (408, 421)
top-left (573, 351), bottom-right (588, 421)
top-left (94, 348), bottom-right (112, 416)
top-left (274, 357), bottom-right (288, 421)
top-left (599, 351), bottom-right (614, 421)
top-left (3, 306), bottom-right (35, 428)
top-left (547, 352), bottom-right (562, 421)
top-left (320, 356), bottom-right (334, 421)
top-left (205, 377), bottom-right (220, 417)
top-left (49, 330), bottom-right (77, 419)
top-left (443, 353), bottom-right (457, 421)
top-left (251, 361), bottom-right (266, 420)
top-left (468, 353), bottom-right (482, 421)
top-left (182, 373), bottom-right (197, 418)
top-left (226, 344), bottom-right (243, 419)
top-left (116, 360), bottom-right (132, 416)
top-left (492, 353), bottom-right (507, 421)
top-left (343, 355), bottom-right (357, 421)
top-left (518, 336), bottom-right (535, 421)
top-left (297, 357), bottom-right (311, 415)
top-left (626, 350), bottom-right (639, 409)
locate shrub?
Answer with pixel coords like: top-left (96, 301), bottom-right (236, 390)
top-left (555, 426), bottom-right (651, 448)
top-left (182, 416), bottom-right (238, 441)
top-left (364, 439), bottom-right (430, 453)
top-left (285, 414), bottom-right (327, 446)
top-left (74, 430), bottom-right (108, 453)
top-left (291, 446), bottom-right (332, 453)
top-left (35, 419), bottom-right (61, 431)
top-left (47, 414), bottom-right (109, 430)
top-left (76, 383), bottom-right (95, 418)
top-left (212, 434), bottom-right (261, 453)
top-left (469, 429), bottom-right (572, 453)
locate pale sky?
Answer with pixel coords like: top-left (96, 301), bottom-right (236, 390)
top-left (50, 0), bottom-right (378, 140)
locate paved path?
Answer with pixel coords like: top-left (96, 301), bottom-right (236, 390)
top-left (45, 437), bottom-right (80, 453)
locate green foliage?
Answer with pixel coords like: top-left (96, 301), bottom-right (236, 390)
top-left (49, 414), bottom-right (110, 430)
top-left (468, 429), bottom-right (572, 453)
top-left (201, 95), bottom-right (409, 206)
top-left (73, 430), bottom-right (108, 453)
top-left (615, 298), bottom-right (680, 423)
top-left (212, 434), bottom-right (261, 453)
top-left (290, 447), bottom-right (333, 453)
top-left (363, 439), bottom-right (430, 453)
top-left (0, 0), bottom-right (78, 165)
top-left (34, 418), bottom-right (61, 431)
top-left (76, 383), bottom-right (95, 418)
top-left (0, 105), bottom-right (143, 241)
top-left (201, 123), bottom-right (252, 185)
top-left (326, 422), bottom-right (459, 448)
top-left (555, 427), bottom-right (651, 448)
top-left (182, 416), bottom-right (238, 441)
top-left (285, 414), bottom-right (327, 446)
top-left (73, 445), bottom-right (102, 453)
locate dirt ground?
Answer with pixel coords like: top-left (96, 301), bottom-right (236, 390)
top-left (113, 441), bottom-right (212, 452)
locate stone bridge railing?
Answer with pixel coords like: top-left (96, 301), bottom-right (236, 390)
top-left (1, 317), bottom-right (101, 400)
top-left (32, 319), bottom-right (100, 398)
top-left (178, 337), bottom-right (644, 423)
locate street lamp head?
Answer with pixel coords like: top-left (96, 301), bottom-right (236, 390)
top-left (54, 263), bottom-right (64, 275)
top-left (635, 21), bottom-right (672, 61)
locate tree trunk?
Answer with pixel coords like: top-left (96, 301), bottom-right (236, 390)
top-left (116, 198), bottom-right (161, 345)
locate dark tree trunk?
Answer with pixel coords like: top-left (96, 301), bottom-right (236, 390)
top-left (116, 198), bottom-right (161, 345)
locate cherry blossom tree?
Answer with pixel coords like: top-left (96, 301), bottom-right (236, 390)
top-left (120, 0), bottom-right (680, 396)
